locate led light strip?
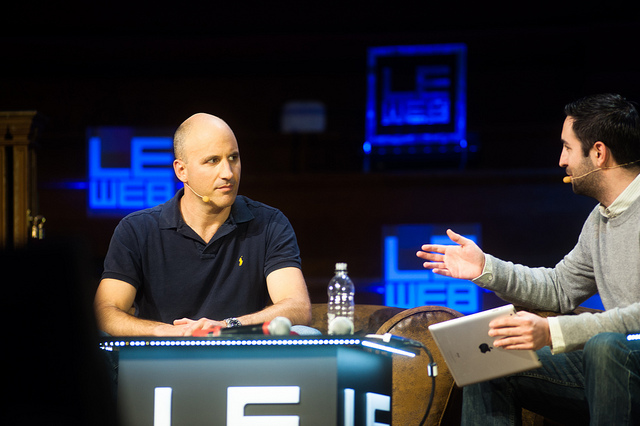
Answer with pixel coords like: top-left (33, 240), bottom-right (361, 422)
top-left (361, 340), bottom-right (416, 358)
top-left (100, 337), bottom-right (363, 349)
top-left (99, 336), bottom-right (418, 358)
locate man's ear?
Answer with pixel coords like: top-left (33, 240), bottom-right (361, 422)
top-left (591, 141), bottom-right (610, 167)
top-left (173, 159), bottom-right (187, 183)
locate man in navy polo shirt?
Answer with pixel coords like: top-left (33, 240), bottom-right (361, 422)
top-left (94, 113), bottom-right (312, 336)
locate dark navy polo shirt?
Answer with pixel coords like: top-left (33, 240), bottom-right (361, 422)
top-left (101, 189), bottom-right (302, 323)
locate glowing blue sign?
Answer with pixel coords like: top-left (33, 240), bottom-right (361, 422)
top-left (366, 44), bottom-right (467, 152)
top-left (88, 127), bottom-right (178, 215)
top-left (382, 224), bottom-right (480, 314)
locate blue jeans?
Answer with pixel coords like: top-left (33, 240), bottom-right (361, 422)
top-left (462, 333), bottom-right (640, 425)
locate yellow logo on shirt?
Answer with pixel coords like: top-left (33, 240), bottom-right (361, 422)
top-left (238, 256), bottom-right (244, 266)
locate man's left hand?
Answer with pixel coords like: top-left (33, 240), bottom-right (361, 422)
top-left (173, 317), bottom-right (227, 336)
top-left (488, 311), bottom-right (551, 351)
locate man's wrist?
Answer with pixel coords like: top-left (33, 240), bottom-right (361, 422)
top-left (224, 317), bottom-right (242, 328)
top-left (472, 254), bottom-right (494, 284)
top-left (547, 316), bottom-right (565, 353)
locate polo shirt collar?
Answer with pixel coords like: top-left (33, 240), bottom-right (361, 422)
top-left (229, 195), bottom-right (255, 224)
top-left (159, 188), bottom-right (254, 229)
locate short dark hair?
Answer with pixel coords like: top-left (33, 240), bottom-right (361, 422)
top-left (564, 93), bottom-right (640, 166)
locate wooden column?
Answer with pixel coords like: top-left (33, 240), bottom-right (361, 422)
top-left (1, 111), bottom-right (43, 250)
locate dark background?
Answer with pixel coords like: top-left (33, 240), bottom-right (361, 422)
top-left (4, 2), bottom-right (639, 305)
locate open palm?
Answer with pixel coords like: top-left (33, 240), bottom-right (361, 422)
top-left (416, 229), bottom-right (485, 280)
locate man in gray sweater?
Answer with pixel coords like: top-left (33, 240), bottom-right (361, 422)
top-left (417, 93), bottom-right (640, 425)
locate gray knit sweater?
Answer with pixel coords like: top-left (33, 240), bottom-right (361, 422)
top-left (474, 195), bottom-right (640, 352)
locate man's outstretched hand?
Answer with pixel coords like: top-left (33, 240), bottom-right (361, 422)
top-left (416, 229), bottom-right (486, 280)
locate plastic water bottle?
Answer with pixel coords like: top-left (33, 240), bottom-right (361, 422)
top-left (327, 262), bottom-right (355, 335)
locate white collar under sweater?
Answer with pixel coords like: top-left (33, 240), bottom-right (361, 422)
top-left (599, 173), bottom-right (640, 219)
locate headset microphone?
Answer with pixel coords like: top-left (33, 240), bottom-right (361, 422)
top-left (184, 183), bottom-right (210, 202)
top-left (562, 167), bottom-right (600, 183)
top-left (563, 159), bottom-right (640, 184)
top-left (562, 168), bottom-right (602, 183)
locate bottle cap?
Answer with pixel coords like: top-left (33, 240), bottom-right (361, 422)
top-left (335, 262), bottom-right (347, 271)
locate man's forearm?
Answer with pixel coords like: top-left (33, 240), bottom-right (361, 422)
top-left (95, 304), bottom-right (182, 337)
top-left (237, 298), bottom-right (312, 327)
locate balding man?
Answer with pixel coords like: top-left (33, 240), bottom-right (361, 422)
top-left (94, 113), bottom-right (312, 337)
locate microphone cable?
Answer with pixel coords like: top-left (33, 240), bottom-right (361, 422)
top-left (414, 340), bottom-right (437, 426)
top-left (375, 326), bottom-right (437, 426)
